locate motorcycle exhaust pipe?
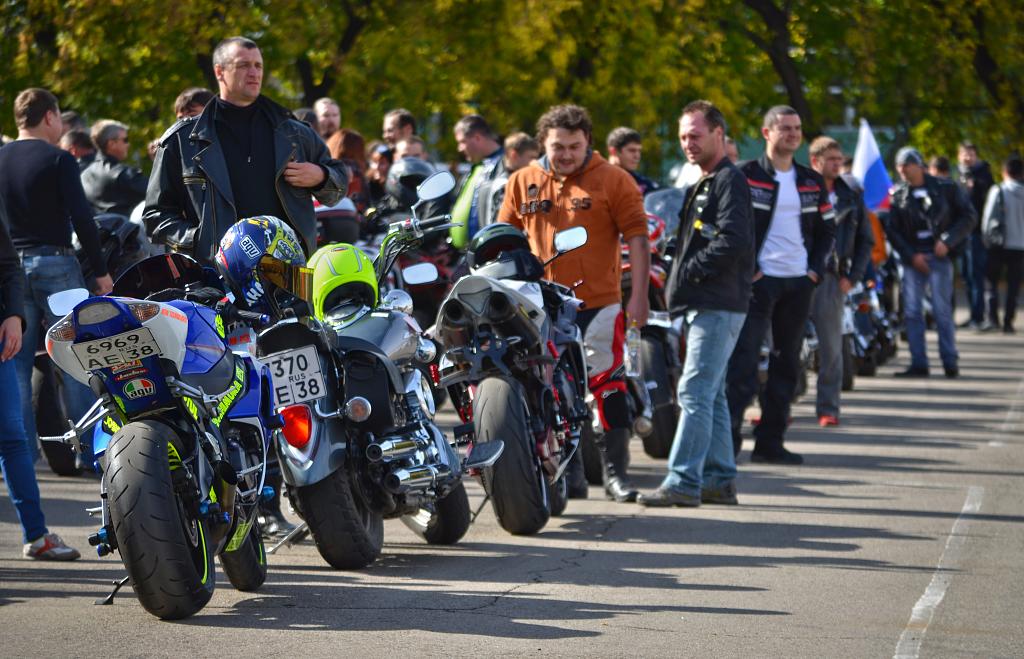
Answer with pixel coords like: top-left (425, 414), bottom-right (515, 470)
top-left (486, 292), bottom-right (541, 346)
top-left (366, 437), bottom-right (421, 463)
top-left (383, 463), bottom-right (451, 494)
top-left (438, 299), bottom-right (472, 347)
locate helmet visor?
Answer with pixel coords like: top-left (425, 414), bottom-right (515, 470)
top-left (113, 253), bottom-right (205, 299)
top-left (257, 256), bottom-right (314, 304)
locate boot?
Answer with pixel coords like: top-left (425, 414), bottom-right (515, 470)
top-left (566, 448), bottom-right (589, 499)
top-left (600, 427), bottom-right (638, 503)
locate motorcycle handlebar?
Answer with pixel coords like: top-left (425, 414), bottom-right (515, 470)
top-left (418, 214), bottom-right (454, 230)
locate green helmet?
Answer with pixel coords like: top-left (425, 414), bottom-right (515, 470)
top-left (309, 243), bottom-right (379, 319)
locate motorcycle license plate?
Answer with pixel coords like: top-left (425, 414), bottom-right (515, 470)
top-left (264, 345), bottom-right (326, 407)
top-left (72, 328), bottom-right (160, 369)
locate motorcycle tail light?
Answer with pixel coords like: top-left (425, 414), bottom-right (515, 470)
top-left (857, 301), bottom-right (872, 313)
top-left (77, 301), bottom-right (120, 324)
top-left (281, 405), bottom-right (312, 449)
top-left (48, 316), bottom-right (76, 342)
top-left (129, 302), bottom-right (161, 322)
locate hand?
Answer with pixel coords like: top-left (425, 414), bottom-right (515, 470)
top-left (911, 252), bottom-right (930, 274)
top-left (807, 270), bottom-right (820, 284)
top-left (0, 316), bottom-right (23, 361)
top-left (752, 270), bottom-right (764, 283)
top-left (626, 294), bottom-right (649, 328)
top-left (838, 277), bottom-right (853, 295)
top-left (284, 161), bottom-right (326, 188)
top-left (94, 274), bottom-right (114, 295)
top-left (934, 240), bottom-right (949, 259)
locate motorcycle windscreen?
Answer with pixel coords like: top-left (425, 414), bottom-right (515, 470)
top-left (113, 253), bottom-right (206, 299)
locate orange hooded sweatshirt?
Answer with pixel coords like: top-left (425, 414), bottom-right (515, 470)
top-left (497, 151), bottom-right (648, 309)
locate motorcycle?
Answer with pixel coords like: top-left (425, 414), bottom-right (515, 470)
top-left (847, 278), bottom-right (898, 377)
top-left (435, 224), bottom-right (591, 535)
top-left (43, 253), bottom-right (275, 619)
top-left (261, 170), bottom-right (503, 569)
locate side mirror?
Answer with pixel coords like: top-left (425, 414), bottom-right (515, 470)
top-left (48, 288), bottom-right (90, 316)
top-left (382, 289), bottom-right (415, 315)
top-left (416, 171), bottom-right (456, 202)
top-left (401, 262), bottom-right (439, 286)
top-left (553, 226), bottom-right (588, 254)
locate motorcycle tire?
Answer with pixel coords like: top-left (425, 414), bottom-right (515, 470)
top-left (104, 420), bottom-right (215, 620)
top-left (32, 362), bottom-right (82, 477)
top-left (639, 338), bottom-right (677, 459)
top-left (476, 376), bottom-right (550, 536)
top-left (857, 352), bottom-right (878, 377)
top-left (841, 335), bottom-right (855, 392)
top-left (219, 518), bottom-right (268, 592)
top-left (401, 481), bottom-right (471, 545)
top-left (548, 475), bottom-right (568, 517)
top-left (580, 422), bottom-right (604, 486)
top-left (296, 465), bottom-right (383, 569)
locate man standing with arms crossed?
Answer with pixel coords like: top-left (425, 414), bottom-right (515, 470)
top-left (639, 100), bottom-right (754, 507)
top-left (498, 104), bottom-right (650, 502)
top-left (726, 106), bottom-right (835, 465)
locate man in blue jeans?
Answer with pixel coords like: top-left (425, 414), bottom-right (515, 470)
top-left (0, 88), bottom-right (112, 460)
top-left (0, 199), bottom-right (80, 560)
top-left (639, 100), bottom-right (754, 507)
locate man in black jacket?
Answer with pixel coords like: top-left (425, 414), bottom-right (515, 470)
top-left (808, 137), bottom-right (874, 427)
top-left (144, 36), bottom-right (347, 263)
top-left (81, 119), bottom-right (149, 216)
top-left (639, 100), bottom-right (754, 507)
top-left (886, 147), bottom-right (976, 377)
top-left (725, 106), bottom-right (836, 465)
top-left (957, 142), bottom-right (995, 330)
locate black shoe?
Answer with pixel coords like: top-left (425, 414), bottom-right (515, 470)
top-left (1004, 324), bottom-right (1015, 335)
top-left (605, 477), bottom-right (639, 503)
top-left (599, 428), bottom-right (638, 503)
top-left (701, 481), bottom-right (738, 505)
top-left (750, 448), bottom-right (804, 465)
top-left (894, 366), bottom-right (930, 378)
top-left (944, 365), bottom-right (959, 378)
top-left (637, 487), bottom-right (700, 508)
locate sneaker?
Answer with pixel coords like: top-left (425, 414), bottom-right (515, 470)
top-left (750, 447), bottom-right (804, 465)
top-left (894, 366), bottom-right (930, 378)
top-left (957, 319), bottom-right (980, 329)
top-left (979, 320), bottom-right (998, 332)
top-left (701, 481), bottom-right (738, 505)
top-left (818, 415), bottom-right (839, 427)
top-left (23, 533), bottom-right (81, 561)
top-left (637, 487), bottom-right (701, 508)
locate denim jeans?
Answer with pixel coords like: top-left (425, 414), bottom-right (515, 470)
top-left (0, 339), bottom-right (48, 543)
top-left (14, 255), bottom-right (97, 458)
top-left (903, 254), bottom-right (958, 369)
top-left (661, 308), bottom-right (746, 495)
top-left (960, 233), bottom-right (988, 324)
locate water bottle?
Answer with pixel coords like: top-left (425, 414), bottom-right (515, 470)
top-left (625, 319), bottom-right (641, 378)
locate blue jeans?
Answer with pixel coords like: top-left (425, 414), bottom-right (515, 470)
top-left (661, 309), bottom-right (746, 495)
top-left (960, 233), bottom-right (988, 323)
top-left (0, 339), bottom-right (48, 543)
top-left (14, 255), bottom-right (97, 459)
top-left (903, 254), bottom-right (958, 369)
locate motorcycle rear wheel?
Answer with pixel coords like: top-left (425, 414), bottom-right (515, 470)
top-left (104, 420), bottom-right (215, 620)
top-left (841, 335), bottom-right (855, 391)
top-left (32, 362), bottom-right (82, 476)
top-left (296, 465), bottom-right (384, 569)
top-left (580, 422), bottom-right (604, 485)
top-left (401, 480), bottom-right (471, 545)
top-left (219, 518), bottom-right (268, 591)
top-left (476, 376), bottom-right (550, 535)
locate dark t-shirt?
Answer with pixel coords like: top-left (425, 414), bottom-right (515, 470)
top-left (0, 139), bottom-right (107, 276)
top-left (213, 98), bottom-right (286, 222)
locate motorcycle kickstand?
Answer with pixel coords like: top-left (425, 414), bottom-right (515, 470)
top-left (267, 521), bottom-right (309, 555)
top-left (95, 575), bottom-right (131, 606)
top-left (469, 494), bottom-right (491, 524)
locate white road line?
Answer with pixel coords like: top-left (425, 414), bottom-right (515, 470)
top-left (893, 486), bottom-right (984, 659)
top-left (991, 374), bottom-right (1024, 446)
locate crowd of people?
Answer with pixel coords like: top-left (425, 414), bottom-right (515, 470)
top-left (2, 34), bottom-right (1023, 560)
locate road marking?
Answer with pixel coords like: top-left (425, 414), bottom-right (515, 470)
top-left (991, 374), bottom-right (1024, 446)
top-left (893, 486), bottom-right (984, 659)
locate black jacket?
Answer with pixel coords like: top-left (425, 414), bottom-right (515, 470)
top-left (143, 95), bottom-right (347, 263)
top-left (739, 155), bottom-right (836, 279)
top-left (666, 157), bottom-right (755, 314)
top-left (884, 173), bottom-right (976, 262)
top-left (831, 174), bottom-right (875, 282)
top-left (81, 153), bottom-right (149, 216)
top-left (0, 198), bottom-right (26, 329)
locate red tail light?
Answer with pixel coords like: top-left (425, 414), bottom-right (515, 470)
top-left (281, 405), bottom-right (312, 449)
top-left (857, 301), bottom-right (872, 313)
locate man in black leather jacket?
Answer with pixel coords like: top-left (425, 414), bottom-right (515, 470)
top-left (81, 119), bottom-right (148, 216)
top-left (807, 137), bottom-right (874, 427)
top-left (144, 36), bottom-right (347, 263)
top-left (885, 147), bottom-right (976, 378)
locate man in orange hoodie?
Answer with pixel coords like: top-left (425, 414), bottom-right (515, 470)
top-left (498, 104), bottom-right (651, 503)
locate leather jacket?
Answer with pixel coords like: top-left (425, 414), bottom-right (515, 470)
top-left (885, 173), bottom-right (976, 262)
top-left (143, 95), bottom-right (347, 262)
top-left (81, 153), bottom-right (148, 217)
top-left (830, 174), bottom-right (875, 282)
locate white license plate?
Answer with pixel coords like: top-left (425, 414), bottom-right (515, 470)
top-left (264, 345), bottom-right (327, 407)
top-left (72, 328), bottom-right (161, 370)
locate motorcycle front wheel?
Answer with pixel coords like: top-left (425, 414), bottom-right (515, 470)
top-left (401, 480), bottom-right (471, 545)
top-left (219, 518), bottom-right (268, 591)
top-left (104, 420), bottom-right (215, 620)
top-left (296, 464), bottom-right (384, 569)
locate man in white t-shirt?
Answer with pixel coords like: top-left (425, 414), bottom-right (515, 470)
top-left (725, 106), bottom-right (836, 465)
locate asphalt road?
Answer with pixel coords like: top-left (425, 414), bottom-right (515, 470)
top-left (3, 323), bottom-right (1023, 658)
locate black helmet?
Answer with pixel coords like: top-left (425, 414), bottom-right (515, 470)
top-left (385, 157), bottom-right (436, 209)
top-left (467, 222), bottom-right (536, 270)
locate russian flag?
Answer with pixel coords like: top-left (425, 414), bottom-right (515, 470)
top-left (852, 118), bottom-right (892, 210)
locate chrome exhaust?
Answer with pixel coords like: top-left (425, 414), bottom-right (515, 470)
top-left (366, 437), bottom-right (421, 462)
top-left (383, 463), bottom-right (451, 494)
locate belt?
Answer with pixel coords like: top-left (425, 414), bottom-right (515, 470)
top-left (16, 245), bottom-right (76, 258)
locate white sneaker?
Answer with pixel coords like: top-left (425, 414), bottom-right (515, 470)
top-left (23, 533), bottom-right (81, 561)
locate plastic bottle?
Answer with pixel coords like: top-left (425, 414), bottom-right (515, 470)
top-left (625, 319), bottom-right (641, 378)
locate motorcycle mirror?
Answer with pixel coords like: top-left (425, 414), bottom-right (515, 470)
top-left (553, 226), bottom-right (588, 253)
top-left (48, 288), bottom-right (90, 316)
top-left (401, 262), bottom-right (439, 286)
top-left (416, 171), bottom-right (456, 202)
top-left (382, 289), bottom-right (415, 315)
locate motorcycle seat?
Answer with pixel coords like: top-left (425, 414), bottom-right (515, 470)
top-left (181, 351), bottom-right (238, 397)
